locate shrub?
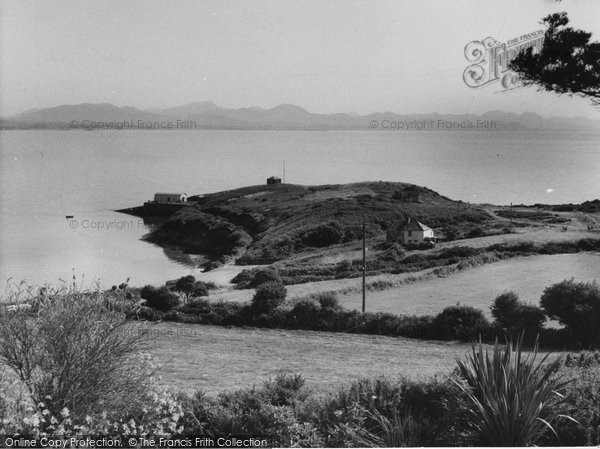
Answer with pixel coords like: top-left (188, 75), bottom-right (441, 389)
top-left (232, 268), bottom-right (283, 289)
top-left (491, 291), bottom-right (546, 335)
top-left (140, 285), bottom-right (181, 311)
top-left (166, 276), bottom-right (210, 300)
top-left (316, 292), bottom-right (342, 312)
top-left (0, 287), bottom-right (154, 419)
top-left (491, 291), bottom-right (520, 325)
top-left (178, 298), bottom-right (212, 315)
top-left (455, 336), bottom-right (573, 446)
top-left (443, 226), bottom-right (462, 241)
top-left (251, 282), bottom-right (287, 314)
top-left (466, 227), bottom-right (485, 238)
top-left (262, 373), bottom-right (308, 406)
top-left (558, 364), bottom-right (600, 446)
top-left (247, 268), bottom-right (283, 289)
top-left (308, 376), bottom-right (470, 447)
top-left (191, 281), bottom-right (210, 298)
top-left (433, 305), bottom-right (489, 340)
top-left (291, 299), bottom-right (320, 327)
top-left (302, 222), bottom-right (345, 247)
top-left (540, 279), bottom-right (600, 348)
top-left (183, 387), bottom-right (323, 446)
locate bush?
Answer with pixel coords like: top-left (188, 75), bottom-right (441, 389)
top-left (491, 291), bottom-right (546, 335)
top-left (433, 305), bottom-right (489, 340)
top-left (166, 276), bottom-right (210, 300)
top-left (247, 268), bottom-right (283, 289)
top-left (232, 268), bottom-right (283, 289)
top-left (178, 298), bottom-right (212, 315)
top-left (302, 222), bottom-right (345, 247)
top-left (466, 227), bottom-right (485, 238)
top-left (316, 292), bottom-right (342, 312)
top-left (540, 279), bottom-right (600, 348)
top-left (443, 226), bottom-right (462, 241)
top-left (307, 376), bottom-right (470, 447)
top-left (557, 364), bottom-right (600, 446)
top-left (455, 336), bottom-right (573, 446)
top-left (183, 386), bottom-right (322, 446)
top-left (491, 291), bottom-right (519, 325)
top-left (140, 285), bottom-right (181, 311)
top-left (251, 282), bottom-right (287, 314)
top-left (0, 287), bottom-right (154, 419)
top-left (291, 299), bottom-right (320, 327)
top-left (262, 373), bottom-right (308, 406)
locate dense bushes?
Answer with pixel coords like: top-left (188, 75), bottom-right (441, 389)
top-left (141, 275), bottom-right (214, 310)
top-left (433, 305), bottom-right (489, 341)
top-left (491, 291), bottom-right (546, 336)
top-left (179, 374), bottom-right (471, 447)
top-left (251, 282), bottom-right (287, 314)
top-left (140, 285), bottom-right (181, 311)
top-left (139, 277), bottom-right (599, 349)
top-left (302, 222), bottom-right (345, 247)
top-left (0, 286), bottom-right (156, 420)
top-left (176, 348), bottom-right (600, 447)
top-left (540, 279), bottom-right (600, 348)
top-left (232, 267), bottom-right (283, 289)
top-left (166, 275), bottom-right (212, 299)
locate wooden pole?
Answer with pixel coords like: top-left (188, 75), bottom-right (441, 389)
top-left (362, 219), bottom-right (366, 313)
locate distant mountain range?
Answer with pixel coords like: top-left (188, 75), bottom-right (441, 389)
top-left (2, 101), bottom-right (600, 131)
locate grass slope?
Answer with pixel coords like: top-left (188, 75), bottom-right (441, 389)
top-left (338, 253), bottom-right (600, 318)
top-left (142, 322), bottom-right (471, 395)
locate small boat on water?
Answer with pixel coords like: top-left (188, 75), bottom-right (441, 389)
top-left (65, 215), bottom-right (74, 219)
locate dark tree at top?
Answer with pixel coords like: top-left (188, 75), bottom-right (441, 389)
top-left (510, 12), bottom-right (600, 107)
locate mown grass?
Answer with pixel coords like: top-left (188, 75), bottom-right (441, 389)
top-left (139, 321), bottom-right (472, 395)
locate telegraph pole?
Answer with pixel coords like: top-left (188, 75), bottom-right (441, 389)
top-left (362, 219), bottom-right (366, 313)
top-left (283, 160), bottom-right (286, 183)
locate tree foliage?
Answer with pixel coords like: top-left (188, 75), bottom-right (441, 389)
top-left (510, 12), bottom-right (600, 107)
top-left (540, 279), bottom-right (600, 348)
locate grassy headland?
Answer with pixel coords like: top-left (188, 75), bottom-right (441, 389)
top-left (119, 182), bottom-right (599, 289)
top-left (121, 181), bottom-right (494, 268)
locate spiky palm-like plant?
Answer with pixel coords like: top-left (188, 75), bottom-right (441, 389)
top-left (455, 336), bottom-right (575, 446)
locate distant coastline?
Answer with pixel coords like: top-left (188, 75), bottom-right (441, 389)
top-left (3, 102), bottom-right (600, 131)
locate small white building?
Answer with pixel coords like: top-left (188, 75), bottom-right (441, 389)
top-left (400, 218), bottom-right (435, 245)
top-left (153, 193), bottom-right (188, 204)
top-left (387, 217), bottom-right (435, 245)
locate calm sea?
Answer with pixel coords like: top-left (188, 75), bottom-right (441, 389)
top-left (1, 129), bottom-right (599, 288)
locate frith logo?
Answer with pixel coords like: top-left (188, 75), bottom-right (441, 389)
top-left (463, 30), bottom-right (544, 90)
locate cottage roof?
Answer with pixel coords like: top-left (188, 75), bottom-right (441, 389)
top-left (402, 218), bottom-right (431, 232)
top-left (267, 176), bottom-right (281, 180)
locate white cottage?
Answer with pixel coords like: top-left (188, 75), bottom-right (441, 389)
top-left (400, 218), bottom-right (435, 245)
top-left (153, 193), bottom-right (188, 204)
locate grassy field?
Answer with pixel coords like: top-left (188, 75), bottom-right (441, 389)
top-left (338, 253), bottom-right (600, 317)
top-left (141, 322), bottom-right (472, 395)
top-left (205, 253), bottom-right (599, 311)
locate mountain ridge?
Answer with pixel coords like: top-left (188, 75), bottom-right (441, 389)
top-left (2, 102), bottom-right (600, 131)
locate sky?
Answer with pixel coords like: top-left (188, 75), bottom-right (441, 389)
top-left (1, 0), bottom-right (600, 118)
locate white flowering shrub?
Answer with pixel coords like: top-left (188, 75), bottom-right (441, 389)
top-left (0, 388), bottom-right (184, 437)
top-left (0, 283), bottom-right (153, 420)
